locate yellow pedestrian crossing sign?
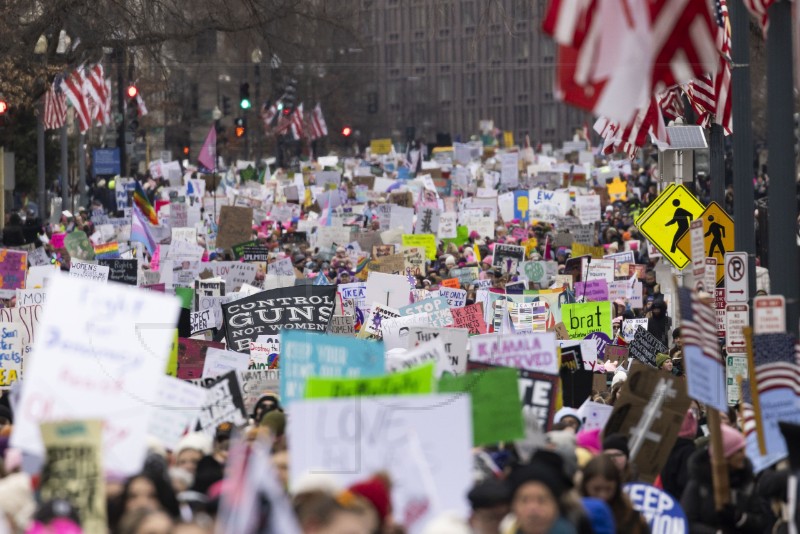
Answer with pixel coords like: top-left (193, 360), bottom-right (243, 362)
top-left (635, 184), bottom-right (705, 269)
top-left (676, 201), bottom-right (734, 286)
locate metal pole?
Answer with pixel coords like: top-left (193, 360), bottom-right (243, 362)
top-left (78, 133), bottom-right (86, 209)
top-left (766, 0), bottom-right (799, 336)
top-left (709, 123), bottom-right (725, 205)
top-left (117, 47), bottom-right (127, 177)
top-left (60, 123), bottom-right (68, 213)
top-left (37, 101), bottom-right (46, 219)
top-left (729, 0), bottom-right (757, 305)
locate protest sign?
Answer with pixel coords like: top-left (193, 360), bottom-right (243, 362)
top-left (242, 245), bottom-right (270, 262)
top-left (288, 395), bottom-right (472, 534)
top-left (407, 327), bottom-right (469, 376)
top-left (574, 280), bottom-right (609, 302)
top-left (148, 376), bottom-right (208, 450)
top-left (0, 249), bottom-right (27, 297)
top-left (268, 257), bottom-right (296, 277)
top-left (222, 285), bottom-right (337, 352)
top-left (202, 347), bottom-right (251, 378)
top-left (622, 318), bottom-right (648, 342)
top-left (385, 337), bottom-right (451, 376)
top-left (363, 304), bottom-right (401, 337)
top-left (561, 301), bottom-right (612, 339)
top-left (401, 233), bottom-right (436, 260)
top-left (12, 276), bottom-right (180, 476)
top-left (492, 244), bottom-right (525, 274)
top-left (364, 272), bottom-right (410, 310)
top-left (172, 226), bottom-right (197, 245)
top-left (240, 369), bottom-right (280, 414)
top-left (575, 195), bottom-right (601, 224)
top-left (217, 206), bottom-right (253, 252)
top-left (69, 259), bottom-right (109, 283)
top-left (98, 258), bottom-right (138, 285)
top-left (624, 483), bottom-right (688, 533)
top-left (0, 322), bottom-right (23, 388)
top-left (280, 331), bottom-right (385, 406)
top-left (399, 296), bottom-right (449, 316)
top-left (451, 303), bottom-right (487, 335)
top-left (64, 231), bottom-right (96, 260)
top-left (40, 420), bottom-right (106, 533)
top-left (469, 332), bottom-right (559, 374)
top-left (629, 327), bottom-right (668, 367)
top-left (249, 341), bottom-right (279, 369)
top-left (440, 278), bottom-right (460, 289)
top-left (16, 287), bottom-right (46, 307)
top-left (439, 367), bottom-right (524, 446)
top-left (518, 369), bottom-right (559, 432)
top-left (177, 338), bottom-right (225, 380)
top-left (196, 371), bottom-right (248, 434)
top-left (577, 399), bottom-right (614, 433)
top-left (328, 314), bottom-right (356, 335)
top-left (438, 212), bottom-right (457, 239)
top-left (605, 344), bottom-right (629, 365)
top-left (305, 362), bottom-right (435, 398)
top-left (415, 207), bottom-right (440, 234)
top-left (380, 313), bottom-right (431, 350)
top-left (604, 364), bottom-right (690, 483)
top-left (190, 309), bottom-right (214, 335)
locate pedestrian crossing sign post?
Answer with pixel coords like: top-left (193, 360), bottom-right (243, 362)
top-left (676, 201), bottom-right (734, 287)
top-left (635, 184), bottom-right (705, 269)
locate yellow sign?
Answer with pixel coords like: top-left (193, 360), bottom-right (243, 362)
top-left (676, 201), bottom-right (734, 286)
top-left (571, 243), bottom-right (605, 259)
top-left (402, 234), bottom-right (437, 260)
top-left (370, 138), bottom-right (393, 155)
top-left (503, 131), bottom-right (515, 148)
top-left (606, 176), bottom-right (628, 202)
top-left (635, 184), bottom-right (705, 269)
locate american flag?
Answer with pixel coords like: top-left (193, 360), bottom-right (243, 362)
top-left (43, 76), bottom-right (68, 130)
top-left (657, 87), bottom-right (685, 122)
top-left (289, 103), bottom-right (304, 140)
top-left (261, 99), bottom-right (279, 132)
top-left (687, 0), bottom-right (732, 134)
top-left (309, 103), bottom-right (328, 140)
top-left (60, 67), bottom-right (91, 133)
top-left (85, 64), bottom-right (110, 126)
top-left (752, 333), bottom-right (800, 395)
top-left (593, 95), bottom-right (669, 159)
top-left (742, 0), bottom-right (771, 34)
top-left (678, 287), bottom-right (722, 363)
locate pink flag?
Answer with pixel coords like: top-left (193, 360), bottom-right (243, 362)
top-left (198, 125), bottom-right (217, 171)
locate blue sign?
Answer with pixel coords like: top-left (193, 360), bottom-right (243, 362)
top-left (280, 331), bottom-right (385, 406)
top-left (93, 148), bottom-right (121, 176)
top-left (514, 190), bottom-right (530, 222)
top-left (623, 483), bottom-right (687, 534)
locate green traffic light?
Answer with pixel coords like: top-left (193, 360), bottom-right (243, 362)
top-left (240, 99), bottom-right (251, 109)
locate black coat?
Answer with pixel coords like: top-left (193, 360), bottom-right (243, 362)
top-left (680, 446), bottom-right (769, 534)
top-left (660, 437), bottom-right (695, 500)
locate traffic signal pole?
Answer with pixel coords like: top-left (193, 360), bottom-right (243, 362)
top-left (766, 0), bottom-right (799, 335)
top-left (116, 47), bottom-right (128, 178)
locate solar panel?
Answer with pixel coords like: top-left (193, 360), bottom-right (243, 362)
top-left (664, 126), bottom-right (708, 150)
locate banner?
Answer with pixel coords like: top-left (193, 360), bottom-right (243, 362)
top-left (305, 362), bottom-right (435, 398)
top-left (222, 285), bottom-right (337, 352)
top-left (196, 370), bottom-right (248, 434)
top-left (98, 258), bottom-right (138, 285)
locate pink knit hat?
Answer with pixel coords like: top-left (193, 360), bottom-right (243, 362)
top-left (575, 428), bottom-right (602, 455)
top-left (678, 409), bottom-right (698, 439)
top-left (711, 425), bottom-right (746, 459)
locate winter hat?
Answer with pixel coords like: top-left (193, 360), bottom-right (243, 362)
top-left (508, 450), bottom-right (572, 501)
top-left (467, 478), bottom-right (512, 510)
top-left (259, 411), bottom-right (286, 438)
top-left (349, 475), bottom-right (392, 524)
top-left (420, 512), bottom-right (471, 534)
top-left (554, 407), bottom-right (581, 427)
top-left (715, 424), bottom-right (746, 459)
top-left (444, 255), bottom-right (456, 267)
top-left (575, 428), bottom-right (602, 455)
top-left (602, 433), bottom-right (630, 458)
top-left (581, 497), bottom-right (616, 534)
top-left (611, 370), bottom-right (627, 388)
top-left (678, 408), bottom-right (698, 439)
top-left (175, 432), bottom-right (213, 456)
top-left (655, 353), bottom-right (671, 368)
top-left (469, 231), bottom-right (480, 239)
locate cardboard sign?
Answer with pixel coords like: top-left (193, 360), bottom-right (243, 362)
top-left (401, 234), bottom-right (437, 260)
top-left (0, 322), bottom-right (23, 388)
top-left (217, 206), bottom-right (254, 252)
top-left (98, 258), bottom-right (138, 285)
top-left (306, 362), bottom-right (435, 398)
top-left (451, 303), bottom-right (487, 335)
top-left (64, 231), bottom-right (96, 261)
top-left (177, 338), bottom-right (225, 380)
top-left (202, 347), bottom-right (250, 379)
top-left (492, 244), bottom-right (526, 274)
top-left (0, 249), bottom-right (27, 298)
top-left (222, 285), bottom-right (337, 352)
top-left (604, 365), bottom-right (690, 483)
top-left (239, 369), bottom-right (280, 414)
top-left (148, 376), bottom-right (208, 450)
top-left (439, 367), bottom-right (525, 446)
top-left (562, 302), bottom-right (612, 339)
top-left (69, 259), bottom-right (109, 283)
top-left (469, 332), bottom-right (558, 374)
top-left (196, 371), bottom-right (248, 434)
top-left (288, 396), bottom-right (472, 534)
top-left (12, 276), bottom-right (180, 476)
top-left (621, 318), bottom-right (648, 342)
top-left (40, 420), bottom-right (106, 533)
top-left (629, 327), bottom-right (668, 367)
top-left (280, 331), bottom-right (385, 406)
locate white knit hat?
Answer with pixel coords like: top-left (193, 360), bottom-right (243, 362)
top-left (611, 369), bottom-right (628, 388)
top-left (174, 432), bottom-right (213, 456)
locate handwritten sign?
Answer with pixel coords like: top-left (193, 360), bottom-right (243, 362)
top-left (451, 303), bottom-right (487, 335)
top-left (196, 371), bottom-right (248, 434)
top-left (0, 323), bottom-right (23, 388)
top-left (69, 260), bottom-right (109, 283)
top-left (0, 249), bottom-right (27, 298)
top-left (622, 318), bottom-right (649, 342)
top-left (148, 376), bottom-right (208, 450)
top-left (401, 234), bottom-right (437, 260)
top-left (574, 280), bottom-right (609, 302)
top-left (629, 327), bottom-right (668, 367)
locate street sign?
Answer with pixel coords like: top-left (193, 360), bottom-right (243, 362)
top-left (677, 202), bottom-right (734, 286)
top-left (635, 184), bottom-right (705, 269)
top-left (754, 295), bottom-right (786, 334)
top-left (92, 148), bottom-right (121, 176)
top-left (724, 252), bottom-right (748, 303)
top-left (715, 288), bottom-right (726, 338)
top-left (725, 304), bottom-right (749, 354)
top-left (703, 258), bottom-right (717, 294)
top-left (689, 219), bottom-right (705, 277)
top-left (725, 355), bottom-right (748, 405)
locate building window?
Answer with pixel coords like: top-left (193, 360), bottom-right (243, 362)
top-left (464, 73), bottom-right (476, 98)
top-left (385, 44), bottom-right (399, 66)
top-left (387, 81), bottom-right (400, 105)
top-left (491, 72), bottom-right (503, 97)
top-left (462, 1), bottom-right (475, 27)
top-left (412, 6), bottom-right (427, 29)
top-left (438, 40), bottom-right (453, 64)
top-left (515, 71), bottom-right (527, 95)
top-left (517, 40), bottom-right (530, 60)
top-left (542, 69), bottom-right (554, 101)
top-left (512, 0), bottom-right (530, 19)
top-left (413, 44), bottom-right (427, 65)
top-left (386, 9), bottom-right (398, 33)
top-left (541, 37), bottom-right (555, 62)
top-left (543, 104), bottom-right (556, 129)
top-left (439, 77), bottom-right (453, 102)
top-left (435, 3), bottom-right (453, 27)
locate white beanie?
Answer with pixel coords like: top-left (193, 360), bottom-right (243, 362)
top-left (174, 432), bottom-right (213, 456)
top-left (611, 370), bottom-right (628, 388)
top-left (554, 407), bottom-right (580, 424)
top-left (420, 511), bottom-right (471, 534)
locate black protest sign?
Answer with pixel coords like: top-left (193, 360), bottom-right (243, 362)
top-left (196, 371), bottom-right (248, 433)
top-left (603, 364), bottom-right (690, 484)
top-left (559, 368), bottom-right (594, 408)
top-left (242, 245), bottom-right (269, 262)
top-left (492, 244), bottom-right (525, 274)
top-left (98, 258), bottom-right (138, 285)
top-left (222, 285), bottom-right (337, 352)
top-left (629, 327), bottom-right (668, 367)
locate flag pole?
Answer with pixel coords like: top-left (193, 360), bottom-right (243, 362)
top-left (707, 408), bottom-right (731, 511)
top-left (743, 326), bottom-right (767, 455)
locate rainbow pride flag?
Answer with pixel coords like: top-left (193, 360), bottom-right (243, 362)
top-left (133, 181), bottom-right (159, 225)
top-left (94, 241), bottom-right (120, 260)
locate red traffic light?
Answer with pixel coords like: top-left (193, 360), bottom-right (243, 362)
top-left (342, 126), bottom-right (352, 137)
top-left (126, 85), bottom-right (138, 99)
top-left (0, 100), bottom-right (7, 114)
top-left (235, 126), bottom-right (246, 138)
top-left (182, 146), bottom-right (190, 156)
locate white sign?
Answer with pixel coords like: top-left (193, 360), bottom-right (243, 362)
top-left (724, 252), bottom-right (748, 303)
top-left (407, 327), bottom-right (469, 376)
top-left (703, 257), bottom-right (717, 293)
top-left (575, 195), bottom-right (601, 225)
top-left (438, 287), bottom-right (467, 308)
top-left (11, 276), bottom-right (180, 476)
top-left (147, 376), bottom-right (208, 450)
top-left (288, 395), bottom-right (473, 534)
top-left (725, 304), bottom-right (749, 354)
top-left (754, 295), bottom-right (786, 334)
top-left (437, 212), bottom-right (457, 239)
top-left (69, 260), bottom-right (109, 283)
top-left (583, 258), bottom-right (616, 284)
top-left (690, 219), bottom-right (705, 276)
top-left (202, 347), bottom-right (250, 378)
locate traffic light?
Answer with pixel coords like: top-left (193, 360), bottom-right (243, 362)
top-left (126, 86), bottom-right (139, 132)
top-left (222, 96), bottom-right (231, 116)
top-left (239, 83), bottom-right (251, 109)
top-left (342, 126), bottom-right (352, 137)
top-left (126, 85), bottom-right (138, 99)
top-left (183, 145), bottom-right (190, 156)
top-left (282, 78), bottom-right (297, 114)
top-left (234, 117), bottom-right (246, 138)
top-left (0, 100), bottom-right (7, 115)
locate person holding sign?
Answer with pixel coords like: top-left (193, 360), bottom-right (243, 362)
top-left (580, 455), bottom-right (649, 534)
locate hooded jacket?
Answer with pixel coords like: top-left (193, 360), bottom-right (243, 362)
top-left (680, 446), bottom-right (768, 533)
top-left (660, 436), bottom-right (695, 500)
